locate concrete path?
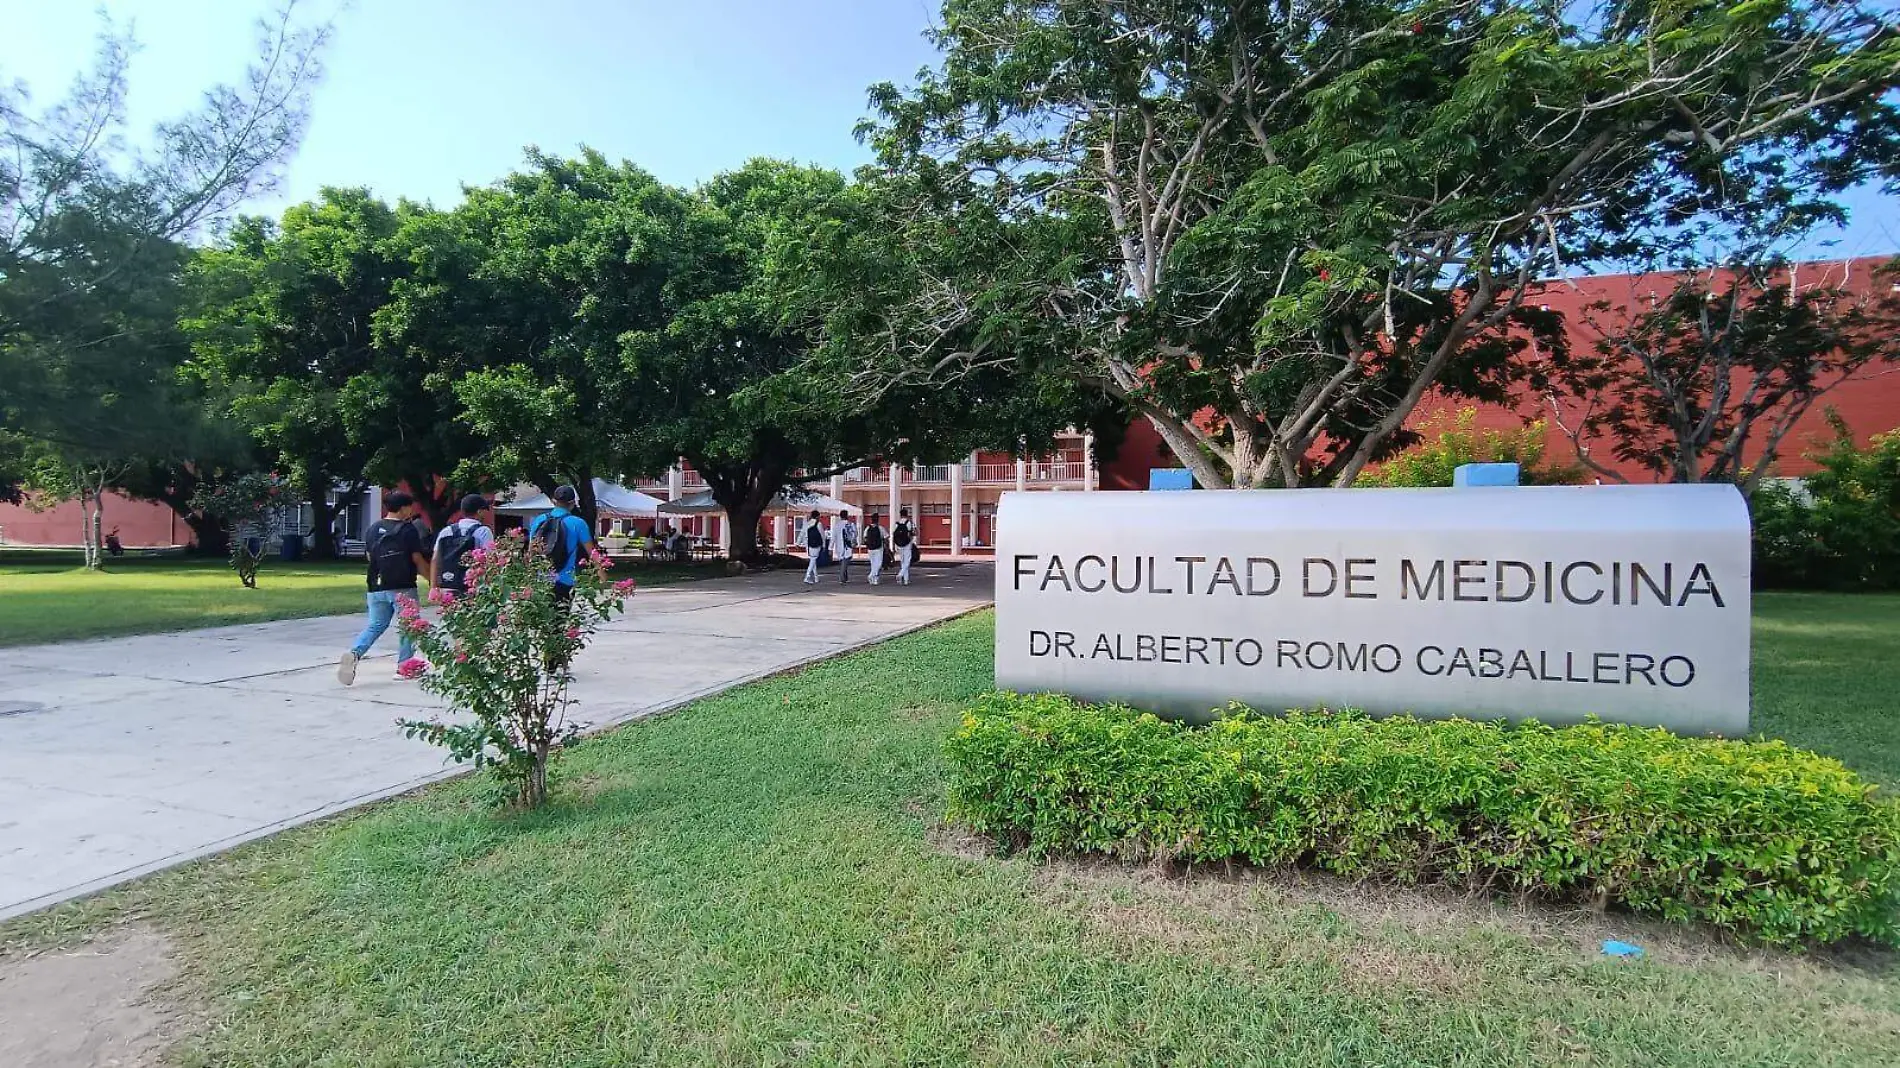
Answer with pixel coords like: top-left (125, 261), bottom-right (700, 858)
top-left (0, 564), bottom-right (993, 921)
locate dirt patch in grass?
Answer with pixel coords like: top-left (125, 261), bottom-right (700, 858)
top-left (0, 926), bottom-right (186, 1068)
top-left (923, 817), bottom-right (998, 862)
top-left (1016, 852), bottom-right (1897, 984)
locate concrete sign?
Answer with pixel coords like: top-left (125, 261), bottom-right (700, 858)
top-left (995, 485), bottom-right (1751, 735)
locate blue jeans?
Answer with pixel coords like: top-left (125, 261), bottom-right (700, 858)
top-left (351, 589), bottom-right (417, 661)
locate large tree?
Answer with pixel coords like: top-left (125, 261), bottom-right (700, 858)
top-left (1, 3), bottom-right (331, 562)
top-left (620, 159), bottom-right (1091, 561)
top-left (188, 191), bottom-right (480, 540)
top-left (399, 150), bottom-right (694, 527)
top-left (853, 0), bottom-right (1900, 488)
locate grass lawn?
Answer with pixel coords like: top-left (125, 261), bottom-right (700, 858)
top-left (1753, 591), bottom-right (1900, 787)
top-left (0, 551), bottom-right (724, 647)
top-left (4, 597), bottom-right (1898, 1065)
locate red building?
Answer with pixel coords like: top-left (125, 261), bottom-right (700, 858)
top-left (1411, 257), bottom-right (1900, 482)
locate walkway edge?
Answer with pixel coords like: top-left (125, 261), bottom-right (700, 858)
top-left (0, 603), bottom-right (993, 924)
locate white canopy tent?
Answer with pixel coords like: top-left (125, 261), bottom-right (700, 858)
top-left (495, 479), bottom-right (664, 518)
top-left (655, 489), bottom-right (853, 517)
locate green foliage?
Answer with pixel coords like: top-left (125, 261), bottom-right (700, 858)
top-left (1360, 408), bottom-right (1581, 487)
top-left (191, 472), bottom-right (290, 588)
top-left (946, 693), bottom-right (1900, 946)
top-left (185, 190), bottom-right (480, 530)
top-left (398, 530), bottom-right (633, 808)
top-left (860, 0), bottom-right (1900, 489)
top-left (1752, 416), bottom-right (1900, 590)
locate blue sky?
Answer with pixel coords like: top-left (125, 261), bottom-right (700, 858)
top-left (0, 0), bottom-right (944, 213)
top-left (1, 0), bottom-right (1894, 258)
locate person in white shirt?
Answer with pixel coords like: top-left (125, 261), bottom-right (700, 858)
top-left (891, 508), bottom-right (918, 586)
top-left (429, 494), bottom-right (497, 594)
top-left (802, 511), bottom-right (825, 585)
top-left (832, 511), bottom-right (859, 585)
top-left (862, 516), bottom-right (888, 585)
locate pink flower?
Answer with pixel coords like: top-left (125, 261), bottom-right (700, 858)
top-left (612, 579), bottom-right (636, 595)
top-left (397, 658), bottom-right (428, 679)
top-left (565, 627), bottom-right (582, 640)
top-left (454, 651), bottom-right (470, 663)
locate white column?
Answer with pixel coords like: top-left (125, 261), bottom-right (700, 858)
top-left (772, 515), bottom-right (789, 549)
top-left (1083, 433), bottom-right (1096, 491)
top-left (949, 457), bottom-right (964, 557)
top-left (887, 463), bottom-right (901, 526)
top-left (830, 474), bottom-right (845, 504)
top-left (367, 486), bottom-right (383, 521)
top-left (667, 463), bottom-right (685, 501)
top-left (719, 514), bottom-right (731, 554)
top-left (1015, 456), bottom-right (1026, 492)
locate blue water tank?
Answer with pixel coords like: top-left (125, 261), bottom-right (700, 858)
top-left (1452, 462), bottom-right (1521, 488)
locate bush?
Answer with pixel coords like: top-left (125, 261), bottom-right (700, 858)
top-left (946, 693), bottom-right (1900, 946)
top-left (1360, 407), bottom-right (1582, 487)
top-left (1751, 415), bottom-right (1900, 590)
top-left (398, 532), bottom-right (634, 809)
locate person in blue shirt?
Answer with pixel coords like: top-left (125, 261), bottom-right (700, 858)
top-left (526, 484), bottom-right (596, 604)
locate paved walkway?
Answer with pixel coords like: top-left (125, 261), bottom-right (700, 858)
top-left (0, 564), bottom-right (993, 921)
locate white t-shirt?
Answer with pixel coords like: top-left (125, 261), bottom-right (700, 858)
top-left (434, 519), bottom-right (495, 553)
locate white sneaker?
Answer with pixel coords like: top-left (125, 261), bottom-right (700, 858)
top-left (337, 651), bottom-right (360, 686)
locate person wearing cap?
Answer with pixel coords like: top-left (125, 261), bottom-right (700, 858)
top-left (430, 493), bottom-right (496, 594)
top-left (527, 484), bottom-right (596, 604)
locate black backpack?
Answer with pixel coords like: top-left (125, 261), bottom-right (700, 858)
top-left (367, 520), bottom-right (416, 589)
top-left (864, 524), bottom-right (884, 550)
top-left (533, 513), bottom-right (571, 570)
top-left (805, 523), bottom-right (825, 550)
top-left (433, 520), bottom-right (484, 593)
top-left (892, 522), bottom-right (913, 549)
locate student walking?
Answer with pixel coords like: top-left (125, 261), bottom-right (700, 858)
top-left (863, 516), bottom-right (887, 585)
top-left (833, 511), bottom-right (859, 584)
top-left (527, 485), bottom-right (596, 671)
top-left (891, 508), bottom-right (918, 586)
top-left (526, 485), bottom-right (595, 604)
top-left (430, 493), bottom-right (495, 595)
top-left (802, 510), bottom-right (825, 585)
top-left (338, 490), bottom-right (432, 685)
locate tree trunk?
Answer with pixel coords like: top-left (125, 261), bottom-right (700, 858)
top-left (706, 467), bottom-right (782, 564)
top-left (81, 473), bottom-right (105, 570)
top-left (404, 474), bottom-right (456, 534)
top-left (307, 475), bottom-right (337, 560)
top-left (575, 466), bottom-right (599, 529)
top-left (183, 512), bottom-right (230, 556)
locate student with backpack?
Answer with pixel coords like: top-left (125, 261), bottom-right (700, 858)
top-left (891, 507), bottom-right (918, 586)
top-left (526, 485), bottom-right (596, 672)
top-left (802, 510), bottom-right (825, 585)
top-left (430, 493), bottom-right (495, 595)
top-left (526, 485), bottom-right (595, 605)
top-left (338, 490), bottom-right (433, 686)
top-left (862, 516), bottom-right (887, 585)
top-left (833, 511), bottom-right (859, 585)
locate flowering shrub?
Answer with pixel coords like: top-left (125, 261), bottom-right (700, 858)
top-left (397, 530), bottom-right (633, 808)
top-left (191, 472), bottom-right (288, 588)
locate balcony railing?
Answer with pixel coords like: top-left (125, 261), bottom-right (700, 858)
top-left (1027, 461), bottom-right (1087, 483)
top-left (880, 459), bottom-right (1090, 484)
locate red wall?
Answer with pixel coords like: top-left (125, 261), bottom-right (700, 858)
top-left (1417, 258), bottom-right (1900, 481)
top-left (1100, 257), bottom-right (1900, 486)
top-left (0, 493), bottom-right (187, 548)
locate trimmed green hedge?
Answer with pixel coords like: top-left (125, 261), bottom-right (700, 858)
top-left (945, 693), bottom-right (1900, 946)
